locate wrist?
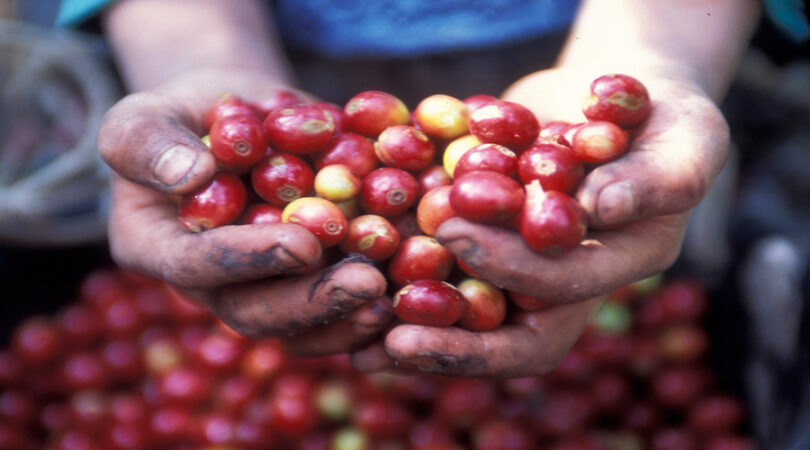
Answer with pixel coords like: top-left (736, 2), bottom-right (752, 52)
top-left (155, 65), bottom-right (294, 97)
top-left (554, 0), bottom-right (761, 102)
top-left (104, 0), bottom-right (293, 92)
top-left (553, 55), bottom-right (707, 97)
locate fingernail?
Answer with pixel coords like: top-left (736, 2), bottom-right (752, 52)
top-left (405, 355), bottom-right (436, 368)
top-left (597, 181), bottom-right (637, 225)
top-left (437, 235), bottom-right (481, 266)
top-left (153, 145), bottom-right (199, 187)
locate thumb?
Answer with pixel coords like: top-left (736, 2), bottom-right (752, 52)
top-left (577, 88), bottom-right (729, 227)
top-left (97, 91), bottom-right (217, 194)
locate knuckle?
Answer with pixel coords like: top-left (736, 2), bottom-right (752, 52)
top-left (350, 304), bottom-right (393, 337)
top-left (154, 246), bottom-right (193, 288)
top-left (153, 238), bottom-right (213, 290)
top-left (219, 318), bottom-right (260, 339)
top-left (210, 296), bottom-right (265, 339)
top-left (674, 171), bottom-right (710, 210)
top-left (157, 262), bottom-right (194, 290)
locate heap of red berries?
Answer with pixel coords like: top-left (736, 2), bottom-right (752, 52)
top-left (0, 268), bottom-right (755, 449)
top-left (179, 74), bottom-right (650, 330)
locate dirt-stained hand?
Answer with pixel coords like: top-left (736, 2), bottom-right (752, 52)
top-left (353, 68), bottom-right (728, 378)
top-left (99, 69), bottom-right (392, 356)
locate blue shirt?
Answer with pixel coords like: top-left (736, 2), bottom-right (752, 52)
top-left (274, 0), bottom-right (578, 57)
top-left (57, 0), bottom-right (579, 57)
top-left (56, 0), bottom-right (810, 53)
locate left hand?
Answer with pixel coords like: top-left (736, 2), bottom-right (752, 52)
top-left (352, 68), bottom-right (729, 378)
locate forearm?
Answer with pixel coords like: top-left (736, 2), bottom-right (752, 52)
top-left (556, 0), bottom-right (761, 101)
top-left (103, 0), bottom-right (293, 92)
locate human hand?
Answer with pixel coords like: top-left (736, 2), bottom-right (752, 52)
top-left (97, 69), bottom-right (392, 357)
top-left (353, 68), bottom-right (728, 378)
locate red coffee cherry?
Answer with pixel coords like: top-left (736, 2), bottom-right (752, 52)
top-left (393, 280), bottom-right (469, 327)
top-left (179, 172), bottom-right (247, 232)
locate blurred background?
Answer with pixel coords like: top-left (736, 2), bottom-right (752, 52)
top-left (0, 2), bottom-right (117, 333)
top-left (0, 1), bottom-right (809, 449)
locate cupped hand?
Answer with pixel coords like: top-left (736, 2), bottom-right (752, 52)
top-left (356, 68), bottom-right (729, 378)
top-left (98, 69), bottom-right (392, 356)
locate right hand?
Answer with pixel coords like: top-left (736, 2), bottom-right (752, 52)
top-left (97, 68), bottom-right (392, 357)
top-left (353, 67), bottom-right (730, 379)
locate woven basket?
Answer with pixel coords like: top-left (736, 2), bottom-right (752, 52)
top-left (0, 19), bottom-right (120, 245)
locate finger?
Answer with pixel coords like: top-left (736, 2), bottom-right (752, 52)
top-left (350, 341), bottom-right (427, 375)
top-left (384, 297), bottom-right (602, 378)
top-left (436, 215), bottom-right (688, 303)
top-left (109, 175), bottom-right (322, 288)
top-left (350, 317), bottom-right (422, 374)
top-left (98, 71), bottom-right (314, 195)
top-left (197, 261), bottom-right (387, 339)
top-left (98, 91), bottom-right (217, 194)
top-left (351, 342), bottom-right (395, 373)
top-left (283, 296), bottom-right (394, 357)
top-left (576, 82), bottom-right (729, 227)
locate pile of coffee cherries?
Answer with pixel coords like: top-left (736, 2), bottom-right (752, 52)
top-left (0, 268), bottom-right (755, 449)
top-left (179, 75), bottom-right (649, 330)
